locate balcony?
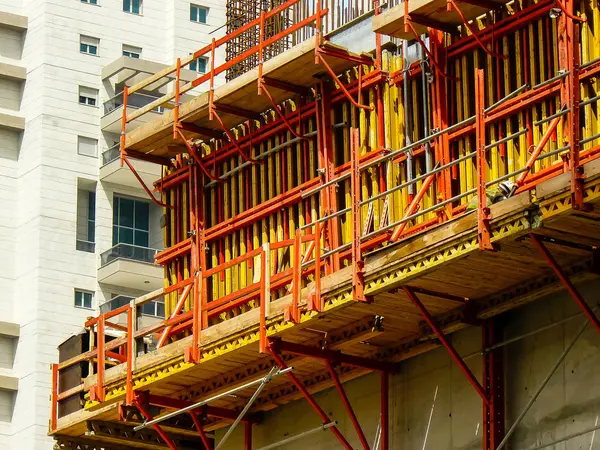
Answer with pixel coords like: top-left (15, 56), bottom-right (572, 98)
top-left (98, 243), bottom-right (163, 291)
top-left (99, 295), bottom-right (165, 330)
top-left (100, 143), bottom-right (160, 189)
top-left (100, 91), bottom-right (167, 134)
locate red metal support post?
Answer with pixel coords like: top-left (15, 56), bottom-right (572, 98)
top-left (92, 314), bottom-right (106, 403)
top-left (326, 361), bottom-right (371, 449)
top-left (529, 233), bottom-right (600, 334)
top-left (475, 68), bottom-right (494, 251)
top-left (134, 395), bottom-right (178, 450)
top-left (402, 286), bottom-right (490, 405)
top-left (190, 411), bottom-right (213, 450)
top-left (482, 319), bottom-right (505, 450)
top-left (245, 421), bottom-right (253, 450)
top-left (126, 304), bottom-right (134, 406)
top-left (268, 347), bottom-right (354, 450)
top-left (380, 371), bottom-right (389, 450)
top-left (51, 363), bottom-right (58, 431)
top-left (351, 128), bottom-right (367, 302)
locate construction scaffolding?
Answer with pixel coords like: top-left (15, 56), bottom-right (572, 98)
top-left (50, 0), bottom-right (600, 448)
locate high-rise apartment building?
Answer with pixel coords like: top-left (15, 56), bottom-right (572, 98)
top-left (0, 1), bottom-right (225, 448)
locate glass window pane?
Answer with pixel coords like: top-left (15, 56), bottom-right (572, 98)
top-left (199, 8), bottom-right (207, 22)
top-left (89, 46), bottom-right (97, 55)
top-left (113, 197), bottom-right (119, 225)
top-left (134, 230), bottom-right (149, 247)
top-left (123, 0), bottom-right (130, 11)
top-left (132, 0), bottom-right (140, 13)
top-left (88, 220), bottom-right (95, 242)
top-left (119, 198), bottom-right (134, 227)
top-left (84, 293), bottom-right (93, 309)
top-left (80, 43), bottom-right (86, 52)
top-left (75, 291), bottom-right (82, 307)
top-left (157, 302), bottom-right (165, 317)
top-left (112, 226), bottom-right (118, 246)
top-left (88, 98), bottom-right (96, 106)
top-left (142, 303), bottom-right (154, 316)
top-left (119, 227), bottom-right (134, 245)
top-left (88, 192), bottom-right (96, 220)
top-left (190, 6), bottom-right (197, 21)
top-left (135, 201), bottom-right (149, 231)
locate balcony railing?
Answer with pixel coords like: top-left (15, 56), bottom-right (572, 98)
top-left (99, 295), bottom-right (134, 314)
top-left (100, 243), bottom-right (158, 266)
top-left (76, 239), bottom-right (95, 253)
top-left (102, 143), bottom-right (120, 165)
top-left (100, 295), bottom-right (165, 317)
top-left (103, 91), bottom-right (167, 117)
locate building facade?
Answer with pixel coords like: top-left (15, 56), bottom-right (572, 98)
top-left (0, 1), bottom-right (225, 448)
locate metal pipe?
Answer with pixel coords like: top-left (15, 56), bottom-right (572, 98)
top-left (215, 367), bottom-right (278, 449)
top-left (403, 41), bottom-right (414, 195)
top-left (206, 122), bottom-right (347, 188)
top-left (532, 71), bottom-right (570, 90)
top-left (496, 318), bottom-right (590, 450)
top-left (486, 167), bottom-right (528, 187)
top-left (524, 422), bottom-right (600, 450)
top-left (581, 131), bottom-right (600, 146)
top-left (362, 188), bottom-right (476, 241)
top-left (483, 128), bottom-right (529, 150)
top-left (537, 144), bottom-right (570, 161)
top-left (256, 422), bottom-right (337, 450)
top-left (133, 366), bottom-right (294, 430)
top-left (581, 55), bottom-right (600, 69)
top-left (420, 40), bottom-right (432, 172)
top-left (580, 93), bottom-right (600, 107)
top-left (484, 84), bottom-right (529, 113)
top-left (534, 107), bottom-right (570, 126)
top-left (463, 305), bottom-right (599, 361)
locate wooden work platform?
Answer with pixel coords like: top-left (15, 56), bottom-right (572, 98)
top-left (123, 38), bottom-right (370, 161)
top-left (51, 159), bottom-right (600, 449)
top-left (373, 0), bottom-right (508, 40)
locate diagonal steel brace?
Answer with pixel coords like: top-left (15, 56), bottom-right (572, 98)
top-left (403, 286), bottom-right (490, 405)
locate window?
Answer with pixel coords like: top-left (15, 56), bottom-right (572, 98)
top-left (123, 0), bottom-right (142, 14)
top-left (141, 300), bottom-right (165, 318)
top-left (113, 196), bottom-right (150, 247)
top-left (74, 290), bottom-right (94, 309)
top-left (81, 0), bottom-right (98, 4)
top-left (122, 44), bottom-right (142, 59)
top-left (79, 86), bottom-right (98, 106)
top-left (77, 136), bottom-right (98, 158)
top-left (190, 4), bottom-right (208, 23)
top-left (189, 56), bottom-right (208, 73)
top-left (77, 187), bottom-right (96, 252)
top-left (80, 35), bottom-right (99, 56)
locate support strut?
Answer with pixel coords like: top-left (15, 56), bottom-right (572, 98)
top-left (402, 286), bottom-right (490, 405)
top-left (529, 233), bottom-right (600, 334)
top-left (268, 346), bottom-right (354, 450)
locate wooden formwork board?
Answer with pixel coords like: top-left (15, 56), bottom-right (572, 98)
top-left (372, 0), bottom-right (510, 40)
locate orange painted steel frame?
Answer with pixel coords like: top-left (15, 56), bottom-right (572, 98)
top-left (50, 0), bottom-right (600, 448)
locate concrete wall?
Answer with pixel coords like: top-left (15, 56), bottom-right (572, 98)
top-left (217, 279), bottom-right (600, 450)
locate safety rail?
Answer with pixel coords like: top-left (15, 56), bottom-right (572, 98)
top-left (119, 0), bottom-right (327, 161)
top-left (100, 243), bottom-right (159, 266)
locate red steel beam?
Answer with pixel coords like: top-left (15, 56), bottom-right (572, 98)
top-left (268, 349), bottom-right (354, 450)
top-left (270, 339), bottom-right (394, 373)
top-left (190, 411), bottom-right (213, 450)
top-left (402, 286), bottom-right (490, 405)
top-left (380, 372), bottom-right (389, 450)
top-left (529, 234), bottom-right (600, 334)
top-left (147, 394), bottom-right (258, 423)
top-left (326, 362), bottom-right (371, 449)
top-left (134, 396), bottom-right (178, 450)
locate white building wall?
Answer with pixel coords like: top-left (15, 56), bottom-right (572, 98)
top-left (0, 0), bottom-right (225, 448)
